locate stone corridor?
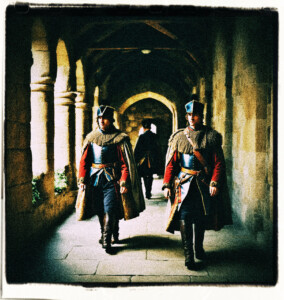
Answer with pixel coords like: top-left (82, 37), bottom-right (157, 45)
top-left (4, 4), bottom-right (278, 298)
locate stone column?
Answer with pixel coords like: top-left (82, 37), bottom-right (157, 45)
top-left (30, 80), bottom-right (55, 184)
top-left (54, 92), bottom-right (77, 189)
top-left (75, 94), bottom-right (92, 172)
top-left (30, 45), bottom-right (55, 198)
top-left (92, 86), bottom-right (100, 130)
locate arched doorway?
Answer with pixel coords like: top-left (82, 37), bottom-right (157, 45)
top-left (118, 91), bottom-right (178, 133)
top-left (119, 96), bottom-right (173, 173)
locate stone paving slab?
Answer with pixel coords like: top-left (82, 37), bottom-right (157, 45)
top-left (147, 248), bottom-right (184, 260)
top-left (52, 230), bottom-right (100, 246)
top-left (27, 259), bottom-right (100, 283)
top-left (96, 260), bottom-right (208, 276)
top-left (131, 275), bottom-right (191, 283)
top-left (39, 259), bottom-right (99, 275)
top-left (190, 275), bottom-right (230, 283)
top-left (205, 262), bottom-right (274, 284)
top-left (66, 245), bottom-right (147, 260)
top-left (63, 275), bottom-right (132, 283)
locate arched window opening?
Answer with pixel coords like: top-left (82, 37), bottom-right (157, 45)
top-left (54, 39), bottom-right (76, 195)
top-left (119, 97), bottom-right (172, 170)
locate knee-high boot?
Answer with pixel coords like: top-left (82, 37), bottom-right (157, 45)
top-left (194, 223), bottom-right (206, 260)
top-left (112, 218), bottom-right (119, 244)
top-left (98, 215), bottom-right (104, 244)
top-left (180, 220), bottom-right (195, 269)
top-left (102, 213), bottom-right (115, 252)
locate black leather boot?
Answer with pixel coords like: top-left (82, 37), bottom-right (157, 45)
top-left (144, 176), bottom-right (153, 199)
top-left (112, 218), bottom-right (119, 244)
top-left (194, 223), bottom-right (206, 260)
top-left (98, 215), bottom-right (104, 245)
top-left (102, 213), bottom-right (114, 253)
top-left (180, 220), bottom-right (195, 270)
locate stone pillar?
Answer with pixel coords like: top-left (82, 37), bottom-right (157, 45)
top-left (92, 86), bottom-right (100, 130)
top-left (75, 94), bottom-right (92, 171)
top-left (30, 19), bottom-right (56, 198)
top-left (54, 92), bottom-right (77, 189)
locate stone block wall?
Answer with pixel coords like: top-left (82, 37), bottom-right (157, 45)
top-left (211, 17), bottom-right (275, 243)
top-left (5, 12), bottom-right (34, 258)
top-left (231, 18), bottom-right (273, 240)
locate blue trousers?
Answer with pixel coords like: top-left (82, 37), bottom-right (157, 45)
top-left (179, 178), bottom-right (205, 224)
top-left (91, 174), bottom-right (119, 217)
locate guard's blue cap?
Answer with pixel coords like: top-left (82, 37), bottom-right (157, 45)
top-left (97, 105), bottom-right (115, 121)
top-left (185, 94), bottom-right (204, 115)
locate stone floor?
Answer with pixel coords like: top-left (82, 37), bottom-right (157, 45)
top-left (7, 179), bottom-right (276, 287)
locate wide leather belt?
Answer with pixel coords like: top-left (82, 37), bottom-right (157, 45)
top-left (180, 167), bottom-right (202, 176)
top-left (92, 162), bottom-right (117, 169)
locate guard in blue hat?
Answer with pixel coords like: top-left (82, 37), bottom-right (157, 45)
top-left (185, 96), bottom-right (204, 117)
top-left (96, 105), bottom-right (115, 123)
top-left (162, 94), bottom-right (232, 270)
top-left (77, 105), bottom-right (145, 253)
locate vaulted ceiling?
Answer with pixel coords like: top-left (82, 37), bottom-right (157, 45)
top-left (58, 6), bottom-right (219, 97)
top-left (27, 5), bottom-right (248, 103)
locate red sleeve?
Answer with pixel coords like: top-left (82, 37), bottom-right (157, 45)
top-left (117, 145), bottom-right (129, 182)
top-left (211, 148), bottom-right (225, 183)
top-left (163, 150), bottom-right (180, 184)
top-left (78, 144), bottom-right (91, 179)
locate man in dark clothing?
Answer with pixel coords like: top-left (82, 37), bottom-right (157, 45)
top-left (134, 119), bottom-right (160, 199)
top-left (163, 96), bottom-right (232, 270)
top-left (77, 105), bottom-right (145, 253)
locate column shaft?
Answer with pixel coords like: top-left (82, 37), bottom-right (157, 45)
top-left (54, 92), bottom-right (76, 188)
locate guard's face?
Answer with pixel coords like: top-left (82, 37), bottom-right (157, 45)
top-left (187, 113), bottom-right (202, 127)
top-left (98, 117), bottom-right (111, 131)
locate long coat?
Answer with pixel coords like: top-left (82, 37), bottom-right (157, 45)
top-left (76, 127), bottom-right (145, 221)
top-left (163, 126), bottom-right (232, 233)
top-left (134, 130), bottom-right (161, 177)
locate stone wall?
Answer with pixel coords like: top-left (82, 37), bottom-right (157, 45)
top-left (211, 17), bottom-right (275, 243)
top-left (5, 11), bottom-right (34, 258)
top-left (211, 24), bottom-right (234, 219)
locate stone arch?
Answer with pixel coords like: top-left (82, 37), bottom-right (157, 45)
top-left (118, 91), bottom-right (178, 132)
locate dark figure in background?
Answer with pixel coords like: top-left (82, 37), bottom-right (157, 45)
top-left (134, 119), bottom-right (160, 199)
top-left (163, 95), bottom-right (232, 270)
top-left (78, 105), bottom-right (145, 253)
